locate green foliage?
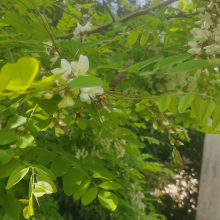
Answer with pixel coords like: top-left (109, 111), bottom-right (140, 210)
top-left (0, 0), bottom-right (218, 219)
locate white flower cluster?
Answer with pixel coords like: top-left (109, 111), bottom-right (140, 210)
top-left (73, 22), bottom-right (91, 40)
top-left (188, 2), bottom-right (220, 76)
top-left (75, 147), bottom-right (89, 159)
top-left (38, 48), bottom-right (104, 136)
top-left (129, 185), bottom-right (145, 210)
top-left (145, 67), bottom-right (197, 94)
top-left (114, 139), bottom-right (126, 159)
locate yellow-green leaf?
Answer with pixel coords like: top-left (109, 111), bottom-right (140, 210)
top-left (178, 94), bottom-right (194, 113)
top-left (74, 178), bottom-right (91, 200)
top-left (191, 95), bottom-right (203, 121)
top-left (81, 187), bottom-right (97, 205)
top-left (0, 57), bottom-right (39, 91)
top-left (98, 191), bottom-right (118, 211)
top-left (99, 181), bottom-right (121, 190)
top-left (200, 99), bottom-right (215, 121)
top-left (152, 35), bottom-right (160, 47)
top-left (158, 95), bottom-right (171, 112)
top-left (140, 33), bottom-right (149, 46)
top-left (127, 31), bottom-right (139, 46)
top-left (30, 73), bottom-right (63, 89)
top-left (151, 0), bottom-right (161, 7)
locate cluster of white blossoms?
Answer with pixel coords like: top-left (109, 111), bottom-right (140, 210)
top-left (188, 2), bottom-right (220, 76)
top-left (114, 139), bottom-right (126, 158)
top-left (73, 22), bottom-right (91, 40)
top-left (38, 43), bottom-right (104, 136)
top-left (75, 147), bottom-right (89, 160)
top-left (129, 184), bottom-right (145, 210)
top-left (145, 67), bottom-right (197, 94)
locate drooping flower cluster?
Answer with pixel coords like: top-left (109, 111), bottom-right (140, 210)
top-left (39, 43), bottom-right (104, 136)
top-left (73, 22), bottom-right (91, 40)
top-left (188, 2), bottom-right (220, 77)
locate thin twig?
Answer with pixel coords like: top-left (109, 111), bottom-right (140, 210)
top-left (8, 48), bottom-right (13, 62)
top-left (102, 0), bottom-right (115, 22)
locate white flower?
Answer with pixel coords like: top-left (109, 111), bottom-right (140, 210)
top-left (198, 12), bottom-right (214, 29)
top-left (188, 41), bottom-right (198, 48)
top-left (204, 44), bottom-right (220, 55)
top-left (58, 96), bottom-right (75, 108)
top-left (51, 59), bottom-right (72, 85)
top-left (191, 28), bottom-right (212, 43)
top-left (213, 24), bottom-right (220, 36)
top-left (59, 119), bottom-right (67, 126)
top-left (80, 87), bottom-right (104, 104)
top-left (73, 22), bottom-right (91, 40)
top-left (197, 7), bottom-right (205, 13)
top-left (187, 48), bottom-right (201, 55)
top-left (71, 55), bottom-right (89, 76)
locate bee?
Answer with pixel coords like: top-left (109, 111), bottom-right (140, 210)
top-left (94, 95), bottom-right (108, 111)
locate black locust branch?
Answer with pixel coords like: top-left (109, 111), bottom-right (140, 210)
top-left (57, 0), bottom-right (178, 39)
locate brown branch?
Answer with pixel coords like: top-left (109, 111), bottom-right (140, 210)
top-left (103, 0), bottom-right (115, 22)
top-left (56, 0), bottom-right (178, 39)
top-left (167, 11), bottom-right (199, 19)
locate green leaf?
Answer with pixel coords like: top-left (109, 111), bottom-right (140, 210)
top-left (19, 199), bottom-right (29, 204)
top-left (35, 181), bottom-right (53, 194)
top-left (154, 53), bottom-right (192, 71)
top-left (200, 99), bottom-right (215, 121)
top-left (122, 55), bottom-right (163, 72)
top-left (158, 95), bottom-right (171, 112)
top-left (92, 170), bottom-right (115, 180)
top-left (36, 173), bottom-right (57, 193)
top-left (99, 181), bottom-right (121, 190)
top-left (62, 168), bottom-right (84, 196)
top-left (168, 60), bottom-right (209, 74)
top-left (7, 116), bottom-right (26, 129)
top-left (81, 187), bottom-right (98, 205)
top-left (98, 191), bottom-right (118, 211)
top-left (140, 33), bottom-right (149, 46)
top-left (67, 76), bottom-right (103, 88)
top-left (152, 35), bottom-right (160, 47)
top-left (32, 164), bottom-right (56, 180)
top-left (127, 31), bottom-right (139, 46)
top-left (50, 157), bottom-right (71, 177)
top-left (151, 0), bottom-right (161, 7)
top-left (0, 159), bottom-right (21, 178)
top-left (0, 76), bottom-right (11, 94)
top-left (0, 129), bottom-right (17, 145)
top-left (33, 187), bottom-right (46, 197)
top-left (77, 120), bottom-right (86, 130)
top-left (36, 52), bottom-right (51, 60)
top-left (212, 104), bottom-right (220, 131)
top-left (16, 134), bottom-right (35, 148)
top-left (30, 73), bottom-right (63, 89)
top-left (0, 149), bottom-right (14, 166)
top-left (120, 135), bottom-right (146, 147)
top-left (6, 165), bottom-right (29, 189)
top-left (3, 194), bottom-right (21, 220)
top-left (191, 95), bottom-right (203, 121)
top-left (74, 178), bottom-right (91, 200)
top-left (178, 94), bottom-right (194, 113)
top-left (0, 57), bottom-right (39, 91)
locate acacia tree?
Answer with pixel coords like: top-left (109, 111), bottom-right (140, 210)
top-left (0, 0), bottom-right (219, 219)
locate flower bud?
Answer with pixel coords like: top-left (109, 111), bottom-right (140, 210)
top-left (162, 118), bottom-right (169, 126)
top-left (203, 68), bottom-right (209, 77)
top-left (169, 137), bottom-right (175, 145)
top-left (71, 88), bottom-right (80, 96)
top-left (17, 126), bottom-right (25, 131)
top-left (59, 119), bottom-right (67, 126)
top-left (168, 129), bottom-right (175, 134)
top-left (55, 125), bottom-right (64, 137)
top-left (175, 140), bottom-right (184, 145)
top-left (153, 119), bottom-right (158, 130)
top-left (164, 112), bottom-right (173, 116)
top-left (44, 92), bottom-right (54, 100)
top-left (195, 69), bottom-right (201, 77)
top-left (208, 1), bottom-right (214, 9)
top-left (197, 7), bottom-right (205, 13)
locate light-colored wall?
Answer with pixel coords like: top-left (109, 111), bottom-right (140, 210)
top-left (196, 132), bottom-right (220, 220)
